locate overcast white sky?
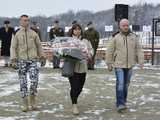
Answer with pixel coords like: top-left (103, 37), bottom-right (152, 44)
top-left (1, 0), bottom-right (160, 17)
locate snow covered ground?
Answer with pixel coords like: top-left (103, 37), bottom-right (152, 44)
top-left (0, 67), bottom-right (160, 120)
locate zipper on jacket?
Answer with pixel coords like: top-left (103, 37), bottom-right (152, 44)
top-left (25, 29), bottom-right (29, 60)
top-left (125, 36), bottom-right (129, 68)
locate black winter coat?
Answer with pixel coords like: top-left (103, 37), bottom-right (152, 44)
top-left (0, 27), bottom-right (15, 56)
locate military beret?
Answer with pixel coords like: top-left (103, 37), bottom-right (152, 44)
top-left (4, 20), bottom-right (10, 24)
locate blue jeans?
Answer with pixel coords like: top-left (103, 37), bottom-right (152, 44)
top-left (115, 68), bottom-right (132, 107)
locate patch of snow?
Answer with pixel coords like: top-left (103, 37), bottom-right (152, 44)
top-left (0, 84), bottom-right (19, 97)
top-left (99, 96), bottom-right (112, 99)
top-left (42, 110), bottom-right (56, 113)
top-left (0, 102), bottom-right (19, 107)
top-left (84, 108), bottom-right (109, 115)
top-left (76, 116), bottom-right (89, 120)
top-left (82, 88), bottom-right (91, 94)
top-left (0, 117), bottom-right (15, 120)
top-left (139, 95), bottom-right (160, 103)
top-left (129, 109), bottom-right (137, 112)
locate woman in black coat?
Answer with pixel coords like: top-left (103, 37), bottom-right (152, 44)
top-left (0, 20), bottom-right (15, 66)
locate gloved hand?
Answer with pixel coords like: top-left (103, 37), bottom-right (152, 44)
top-left (107, 64), bottom-right (113, 72)
top-left (10, 59), bottom-right (18, 69)
top-left (40, 56), bottom-right (46, 67)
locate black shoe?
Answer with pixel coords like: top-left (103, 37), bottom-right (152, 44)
top-left (88, 67), bottom-right (94, 70)
top-left (53, 66), bottom-right (60, 69)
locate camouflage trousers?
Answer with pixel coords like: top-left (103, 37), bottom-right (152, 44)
top-left (18, 60), bottom-right (39, 98)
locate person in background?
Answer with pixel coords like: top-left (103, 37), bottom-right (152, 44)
top-left (68, 23), bottom-right (93, 115)
top-left (0, 20), bottom-right (15, 67)
top-left (67, 20), bottom-right (78, 37)
top-left (49, 20), bottom-right (64, 69)
top-left (49, 20), bottom-right (64, 40)
top-left (10, 15), bottom-right (45, 112)
top-left (106, 19), bottom-right (144, 112)
top-left (30, 21), bottom-right (42, 41)
top-left (84, 21), bottom-right (99, 70)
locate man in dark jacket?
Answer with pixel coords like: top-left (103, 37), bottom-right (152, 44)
top-left (0, 20), bottom-right (15, 66)
top-left (84, 21), bottom-right (100, 70)
top-left (49, 20), bottom-right (64, 40)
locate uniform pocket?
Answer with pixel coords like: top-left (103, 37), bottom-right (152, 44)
top-left (18, 36), bottom-right (25, 45)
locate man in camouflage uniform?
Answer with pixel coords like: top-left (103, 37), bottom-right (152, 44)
top-left (10, 15), bottom-right (44, 112)
top-left (49, 20), bottom-right (64, 68)
top-left (30, 21), bottom-right (42, 41)
top-left (84, 21), bottom-right (100, 70)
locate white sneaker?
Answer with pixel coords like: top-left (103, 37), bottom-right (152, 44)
top-left (72, 104), bottom-right (79, 115)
